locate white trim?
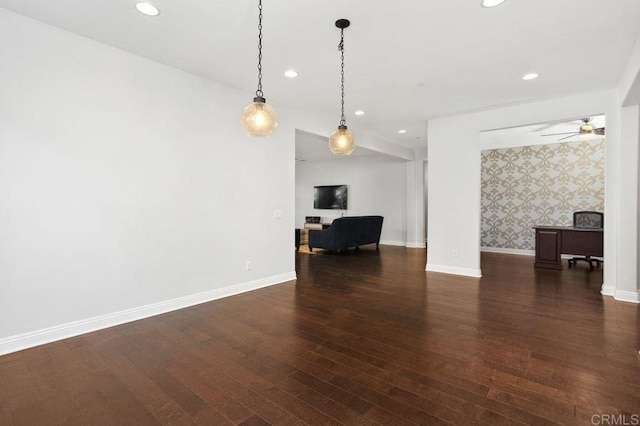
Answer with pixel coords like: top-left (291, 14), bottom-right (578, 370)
top-left (380, 240), bottom-right (406, 247)
top-left (601, 283), bottom-right (615, 296)
top-left (614, 290), bottom-right (640, 303)
top-left (406, 242), bottom-right (426, 249)
top-left (380, 240), bottom-right (426, 249)
top-left (426, 263), bottom-right (482, 278)
top-left (0, 272), bottom-right (296, 356)
top-left (481, 247), bottom-right (534, 256)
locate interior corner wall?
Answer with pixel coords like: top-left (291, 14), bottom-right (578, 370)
top-left (426, 118), bottom-right (482, 277)
top-left (0, 9), bottom-right (299, 354)
top-left (427, 90), bottom-right (620, 285)
top-left (295, 158), bottom-right (408, 245)
top-left (637, 105), bottom-right (640, 296)
top-left (423, 160), bottom-right (428, 244)
top-left (619, 30), bottom-right (640, 302)
top-left (618, 104), bottom-right (639, 301)
top-left (405, 159), bottom-right (426, 248)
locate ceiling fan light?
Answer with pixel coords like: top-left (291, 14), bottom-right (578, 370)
top-left (579, 131), bottom-right (596, 139)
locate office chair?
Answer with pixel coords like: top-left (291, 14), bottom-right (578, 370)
top-left (568, 211), bottom-right (603, 270)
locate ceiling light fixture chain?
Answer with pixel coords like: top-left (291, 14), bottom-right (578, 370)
top-left (240, 0), bottom-right (277, 137)
top-left (256, 0), bottom-right (264, 98)
top-left (328, 19), bottom-right (355, 155)
top-left (339, 27), bottom-right (346, 127)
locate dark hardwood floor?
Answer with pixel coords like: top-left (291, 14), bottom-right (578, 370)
top-left (1, 247), bottom-right (638, 425)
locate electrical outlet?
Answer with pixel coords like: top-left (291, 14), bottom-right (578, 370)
top-left (452, 249), bottom-right (458, 258)
top-left (274, 209), bottom-right (283, 219)
top-left (246, 261), bottom-right (252, 271)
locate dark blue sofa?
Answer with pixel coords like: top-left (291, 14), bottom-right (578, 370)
top-left (308, 216), bottom-right (383, 252)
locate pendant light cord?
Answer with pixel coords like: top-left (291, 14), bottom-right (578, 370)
top-left (256, 0), bottom-right (264, 98)
top-left (338, 28), bottom-right (346, 126)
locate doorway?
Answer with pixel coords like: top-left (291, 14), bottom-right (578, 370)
top-left (479, 115), bottom-right (606, 258)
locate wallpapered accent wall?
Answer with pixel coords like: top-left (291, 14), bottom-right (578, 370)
top-left (481, 139), bottom-right (605, 251)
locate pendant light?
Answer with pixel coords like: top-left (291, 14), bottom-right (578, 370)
top-left (241, 0), bottom-right (277, 137)
top-left (328, 19), bottom-right (355, 155)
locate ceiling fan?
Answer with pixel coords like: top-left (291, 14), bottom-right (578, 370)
top-left (541, 117), bottom-right (605, 141)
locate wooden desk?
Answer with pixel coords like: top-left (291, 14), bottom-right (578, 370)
top-left (533, 226), bottom-right (603, 270)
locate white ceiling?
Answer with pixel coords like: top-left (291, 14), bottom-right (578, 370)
top-left (2, 0), bottom-right (639, 150)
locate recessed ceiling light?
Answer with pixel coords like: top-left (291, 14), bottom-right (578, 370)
top-left (481, 0), bottom-right (507, 7)
top-left (284, 70), bottom-right (298, 78)
top-left (522, 73), bottom-right (539, 80)
top-left (355, 110), bottom-right (365, 116)
top-left (135, 2), bottom-right (160, 16)
top-left (398, 130), bottom-right (407, 134)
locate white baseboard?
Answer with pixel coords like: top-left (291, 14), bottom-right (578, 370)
top-left (481, 247), bottom-right (535, 256)
top-left (614, 290), bottom-right (640, 303)
top-left (406, 242), bottom-right (427, 249)
top-left (426, 263), bottom-right (482, 278)
top-left (380, 241), bottom-right (426, 249)
top-left (379, 240), bottom-right (406, 247)
top-left (601, 283), bottom-right (640, 303)
top-left (0, 272), bottom-right (297, 356)
top-left (600, 283), bottom-right (615, 297)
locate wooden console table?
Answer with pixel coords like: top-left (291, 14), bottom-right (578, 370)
top-left (533, 226), bottom-right (603, 270)
top-left (304, 223), bottom-right (332, 230)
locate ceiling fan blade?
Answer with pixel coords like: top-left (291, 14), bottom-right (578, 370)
top-left (558, 134), bottom-right (578, 141)
top-left (534, 119), bottom-right (587, 133)
top-left (595, 127), bottom-right (605, 135)
top-left (541, 132), bottom-right (579, 137)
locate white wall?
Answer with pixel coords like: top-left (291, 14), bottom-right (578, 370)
top-left (295, 158), bottom-right (408, 245)
top-left (619, 31), bottom-right (640, 303)
top-left (620, 31), bottom-right (640, 107)
top-left (618, 104), bottom-right (639, 301)
top-left (0, 10), bottom-right (301, 354)
top-left (427, 90), bottom-right (621, 283)
top-left (619, 31), bottom-right (640, 302)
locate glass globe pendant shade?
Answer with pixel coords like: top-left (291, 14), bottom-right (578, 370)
top-left (241, 97), bottom-right (278, 137)
top-left (328, 125), bottom-right (355, 155)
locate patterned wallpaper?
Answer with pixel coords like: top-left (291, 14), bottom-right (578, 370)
top-left (481, 139), bottom-right (605, 250)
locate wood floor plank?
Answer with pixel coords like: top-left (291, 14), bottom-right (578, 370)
top-left (0, 247), bottom-right (638, 425)
top-left (105, 354), bottom-right (168, 406)
top-left (199, 345), bottom-right (341, 426)
top-left (0, 357), bottom-right (42, 413)
top-left (123, 347), bottom-right (228, 424)
top-left (145, 396), bottom-right (197, 425)
top-left (0, 410), bottom-right (13, 426)
top-left (198, 367), bottom-right (308, 426)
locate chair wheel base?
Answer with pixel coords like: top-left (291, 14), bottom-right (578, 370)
top-left (568, 257), bottom-right (602, 271)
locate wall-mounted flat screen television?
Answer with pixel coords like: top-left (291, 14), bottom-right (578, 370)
top-left (314, 185), bottom-right (348, 210)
